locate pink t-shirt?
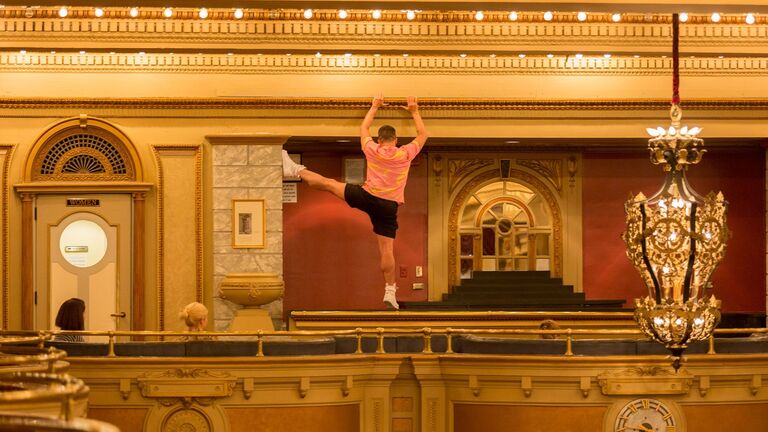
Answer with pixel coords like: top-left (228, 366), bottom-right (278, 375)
top-left (361, 137), bottom-right (421, 204)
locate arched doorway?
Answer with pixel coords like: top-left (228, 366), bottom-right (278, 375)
top-left (17, 116), bottom-right (149, 331)
top-left (446, 165), bottom-right (563, 288)
top-left (458, 180), bottom-right (553, 279)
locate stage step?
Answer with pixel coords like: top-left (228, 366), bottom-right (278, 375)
top-left (400, 270), bottom-right (626, 311)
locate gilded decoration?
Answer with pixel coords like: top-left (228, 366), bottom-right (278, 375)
top-left (4, 53), bottom-right (768, 75)
top-left (517, 159), bottom-right (563, 193)
top-left (448, 166), bottom-right (562, 286)
top-left (30, 125), bottom-right (136, 182)
top-left (597, 367), bottom-right (693, 395)
top-left (0, 145), bottom-right (13, 329)
top-left (162, 409), bottom-right (211, 432)
top-left (447, 159), bottom-right (494, 194)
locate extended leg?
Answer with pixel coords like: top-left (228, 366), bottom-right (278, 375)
top-left (283, 150), bottom-right (345, 200)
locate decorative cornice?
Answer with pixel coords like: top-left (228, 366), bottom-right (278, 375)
top-left (3, 96), bottom-right (768, 111)
top-left (3, 53), bottom-right (768, 75)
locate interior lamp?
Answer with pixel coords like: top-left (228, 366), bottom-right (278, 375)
top-left (623, 14), bottom-right (729, 371)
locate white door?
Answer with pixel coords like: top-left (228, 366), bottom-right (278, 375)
top-left (35, 194), bottom-right (132, 332)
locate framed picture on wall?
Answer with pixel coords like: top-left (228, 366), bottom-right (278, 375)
top-left (232, 199), bottom-right (266, 248)
top-left (344, 156), bottom-right (366, 184)
top-left (284, 153), bottom-right (302, 182)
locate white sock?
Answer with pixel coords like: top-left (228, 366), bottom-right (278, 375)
top-left (385, 284), bottom-right (397, 291)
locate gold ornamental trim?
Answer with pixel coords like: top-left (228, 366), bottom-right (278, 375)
top-left (3, 97), bottom-right (768, 112)
top-left (4, 53), bottom-right (768, 76)
top-left (0, 145), bottom-right (14, 329)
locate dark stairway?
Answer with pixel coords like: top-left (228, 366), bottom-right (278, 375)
top-left (400, 271), bottom-right (626, 311)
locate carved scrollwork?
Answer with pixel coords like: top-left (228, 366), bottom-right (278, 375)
top-left (448, 159), bottom-right (494, 194)
top-left (516, 159), bottom-right (563, 193)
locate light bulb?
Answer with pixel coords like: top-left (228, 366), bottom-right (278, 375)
top-left (694, 318), bottom-right (704, 326)
top-left (674, 318), bottom-right (683, 326)
top-left (669, 232), bottom-right (678, 241)
top-left (646, 128), bottom-right (660, 137)
top-left (163, 7), bottom-right (172, 17)
top-left (746, 13), bottom-right (755, 25)
top-left (543, 11), bottom-right (553, 21)
top-left (475, 10), bottom-right (484, 21)
top-left (459, 53), bottom-right (467, 58)
top-left (79, 50), bottom-right (86, 55)
top-left (199, 8), bottom-right (209, 19)
top-left (508, 11), bottom-right (518, 21)
top-left (344, 53), bottom-right (352, 57)
top-left (303, 9), bottom-right (313, 19)
top-left (679, 12), bottom-right (688, 22)
top-left (371, 9), bottom-right (381, 19)
top-left (688, 126), bottom-right (702, 136)
top-left (315, 52), bottom-right (322, 58)
top-left (19, 50), bottom-right (26, 54)
top-left (577, 11), bottom-right (587, 21)
top-left (574, 53), bottom-right (583, 59)
top-left (402, 53), bottom-right (409, 57)
top-left (406, 10), bottom-right (416, 20)
top-left (680, 126), bottom-right (689, 135)
top-left (338, 9), bottom-right (348, 19)
top-left (662, 265), bottom-right (670, 274)
top-left (546, 53), bottom-right (554, 58)
top-left (603, 53), bottom-right (611, 58)
top-left (611, 13), bottom-right (621, 22)
top-left (653, 317), bottom-right (665, 325)
top-left (711, 12), bottom-right (721, 23)
top-left (668, 126), bottom-right (677, 135)
top-left (129, 7), bottom-right (139, 18)
top-left (58, 6), bottom-right (68, 17)
top-left (518, 53), bottom-right (525, 58)
top-left (704, 231), bottom-right (713, 240)
top-left (489, 54), bottom-right (496, 58)
top-left (94, 7), bottom-right (104, 17)
top-left (234, 8), bottom-right (244, 19)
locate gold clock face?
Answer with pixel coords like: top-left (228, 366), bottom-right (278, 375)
top-left (614, 399), bottom-right (677, 432)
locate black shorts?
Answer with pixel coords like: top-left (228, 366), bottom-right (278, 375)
top-left (344, 184), bottom-right (399, 238)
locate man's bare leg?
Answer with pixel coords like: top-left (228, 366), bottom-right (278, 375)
top-left (298, 169), bottom-right (346, 201)
top-left (283, 150), bottom-right (345, 200)
top-left (377, 235), bottom-right (399, 309)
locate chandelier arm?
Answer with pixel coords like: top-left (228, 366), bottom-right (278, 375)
top-left (672, 13), bottom-right (680, 105)
top-left (682, 203), bottom-right (698, 302)
top-left (640, 204), bottom-right (662, 303)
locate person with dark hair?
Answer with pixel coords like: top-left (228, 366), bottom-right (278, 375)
top-left (282, 94), bottom-right (429, 309)
top-left (54, 298), bottom-right (85, 342)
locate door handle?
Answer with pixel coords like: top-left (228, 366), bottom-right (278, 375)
top-left (110, 312), bottom-right (127, 318)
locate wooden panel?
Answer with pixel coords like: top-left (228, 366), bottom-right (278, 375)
top-left (392, 418), bottom-right (413, 432)
top-left (684, 403), bottom-right (768, 431)
top-left (454, 404), bottom-right (605, 432)
top-left (227, 405), bottom-right (359, 432)
top-left (392, 397), bottom-right (414, 413)
top-left (88, 408), bottom-right (147, 431)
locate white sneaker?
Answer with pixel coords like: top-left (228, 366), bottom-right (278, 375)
top-left (383, 285), bottom-right (399, 310)
top-left (282, 150), bottom-right (305, 178)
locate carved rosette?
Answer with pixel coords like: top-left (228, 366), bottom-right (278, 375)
top-left (219, 272), bottom-right (284, 307)
top-left (162, 409), bottom-right (211, 432)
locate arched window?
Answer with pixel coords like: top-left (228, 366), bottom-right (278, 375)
top-left (458, 180), bottom-right (553, 279)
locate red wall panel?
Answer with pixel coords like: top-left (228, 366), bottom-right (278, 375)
top-left (583, 148), bottom-right (765, 312)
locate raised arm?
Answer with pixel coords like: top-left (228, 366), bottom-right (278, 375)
top-left (406, 96), bottom-right (429, 147)
top-left (360, 94), bottom-right (384, 149)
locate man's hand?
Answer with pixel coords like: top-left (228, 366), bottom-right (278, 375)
top-left (405, 96), bottom-right (419, 112)
top-left (372, 94), bottom-right (384, 108)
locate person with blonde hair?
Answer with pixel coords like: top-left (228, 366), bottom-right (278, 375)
top-left (179, 302), bottom-right (214, 340)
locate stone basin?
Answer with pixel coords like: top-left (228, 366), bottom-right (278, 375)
top-left (219, 272), bottom-right (284, 307)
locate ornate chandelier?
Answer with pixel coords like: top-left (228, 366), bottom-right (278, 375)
top-left (622, 14), bottom-right (729, 370)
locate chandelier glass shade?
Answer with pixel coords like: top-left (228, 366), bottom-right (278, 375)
top-left (623, 102), bottom-right (729, 369)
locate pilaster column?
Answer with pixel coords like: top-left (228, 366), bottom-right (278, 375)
top-left (132, 192), bottom-right (146, 331)
top-left (20, 193), bottom-right (34, 330)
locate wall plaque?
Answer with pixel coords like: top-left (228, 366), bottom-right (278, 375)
top-left (66, 198), bottom-right (100, 207)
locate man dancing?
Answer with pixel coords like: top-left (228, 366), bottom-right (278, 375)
top-left (282, 95), bottom-right (429, 309)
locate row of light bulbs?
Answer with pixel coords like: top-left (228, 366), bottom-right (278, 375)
top-left (11, 50), bottom-right (736, 59)
top-left (46, 7), bottom-right (760, 24)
